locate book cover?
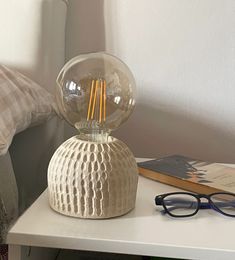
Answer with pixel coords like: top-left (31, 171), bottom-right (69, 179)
top-left (138, 155), bottom-right (235, 194)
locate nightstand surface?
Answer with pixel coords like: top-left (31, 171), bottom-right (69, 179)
top-left (7, 159), bottom-right (235, 260)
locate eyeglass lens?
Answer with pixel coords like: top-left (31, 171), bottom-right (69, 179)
top-left (211, 193), bottom-right (235, 216)
top-left (163, 194), bottom-right (198, 216)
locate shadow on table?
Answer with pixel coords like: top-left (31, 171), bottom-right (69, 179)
top-left (56, 249), bottom-right (183, 260)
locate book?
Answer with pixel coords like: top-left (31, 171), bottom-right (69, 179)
top-left (138, 155), bottom-right (235, 194)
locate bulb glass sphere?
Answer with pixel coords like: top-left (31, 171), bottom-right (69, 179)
top-left (56, 52), bottom-right (136, 142)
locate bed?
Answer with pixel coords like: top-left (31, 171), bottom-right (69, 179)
top-left (0, 0), bottom-right (67, 245)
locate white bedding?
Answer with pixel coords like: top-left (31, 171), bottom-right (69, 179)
top-left (0, 65), bottom-right (56, 156)
top-left (0, 0), bottom-right (67, 244)
top-left (0, 65), bottom-right (60, 242)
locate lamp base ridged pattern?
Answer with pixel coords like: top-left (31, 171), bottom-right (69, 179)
top-left (47, 136), bottom-right (138, 219)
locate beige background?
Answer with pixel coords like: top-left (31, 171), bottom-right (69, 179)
top-left (65, 0), bottom-right (235, 162)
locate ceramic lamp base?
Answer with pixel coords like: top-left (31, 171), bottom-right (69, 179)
top-left (47, 136), bottom-right (138, 219)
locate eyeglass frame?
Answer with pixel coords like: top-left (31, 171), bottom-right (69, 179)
top-left (155, 191), bottom-right (235, 218)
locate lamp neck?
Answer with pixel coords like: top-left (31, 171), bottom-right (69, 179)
top-left (78, 130), bottom-right (110, 142)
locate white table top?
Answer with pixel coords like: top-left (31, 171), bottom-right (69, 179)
top-left (7, 159), bottom-right (235, 260)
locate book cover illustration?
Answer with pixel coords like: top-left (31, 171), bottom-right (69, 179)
top-left (138, 155), bottom-right (235, 193)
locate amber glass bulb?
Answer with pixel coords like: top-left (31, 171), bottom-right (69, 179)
top-left (56, 52), bottom-right (136, 142)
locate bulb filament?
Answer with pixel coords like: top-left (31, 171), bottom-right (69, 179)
top-left (87, 79), bottom-right (107, 123)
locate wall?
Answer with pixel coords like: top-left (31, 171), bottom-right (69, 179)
top-left (66, 0), bottom-right (235, 162)
top-left (0, 0), bottom-right (66, 93)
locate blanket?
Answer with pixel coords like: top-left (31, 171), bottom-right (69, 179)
top-left (0, 152), bottom-right (18, 243)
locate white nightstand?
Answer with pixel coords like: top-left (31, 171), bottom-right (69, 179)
top-left (7, 159), bottom-right (235, 260)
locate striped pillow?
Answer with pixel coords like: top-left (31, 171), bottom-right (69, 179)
top-left (0, 65), bottom-right (55, 155)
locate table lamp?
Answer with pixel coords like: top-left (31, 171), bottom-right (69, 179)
top-left (47, 52), bottom-right (138, 218)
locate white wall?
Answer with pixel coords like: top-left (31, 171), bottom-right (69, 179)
top-left (66, 0), bottom-right (235, 162)
top-left (0, 0), bottom-right (66, 93)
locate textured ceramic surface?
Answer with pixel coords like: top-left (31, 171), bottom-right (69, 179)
top-left (47, 136), bottom-right (138, 218)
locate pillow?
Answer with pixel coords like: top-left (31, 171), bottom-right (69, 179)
top-left (0, 65), bottom-right (56, 155)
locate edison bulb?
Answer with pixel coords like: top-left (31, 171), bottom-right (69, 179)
top-left (56, 52), bottom-right (136, 141)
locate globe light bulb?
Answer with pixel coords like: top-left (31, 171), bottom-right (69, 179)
top-left (56, 52), bottom-right (136, 142)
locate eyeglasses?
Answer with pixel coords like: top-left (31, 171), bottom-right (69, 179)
top-left (155, 192), bottom-right (235, 217)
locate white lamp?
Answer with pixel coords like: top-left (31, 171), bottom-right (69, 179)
top-left (47, 52), bottom-right (138, 218)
